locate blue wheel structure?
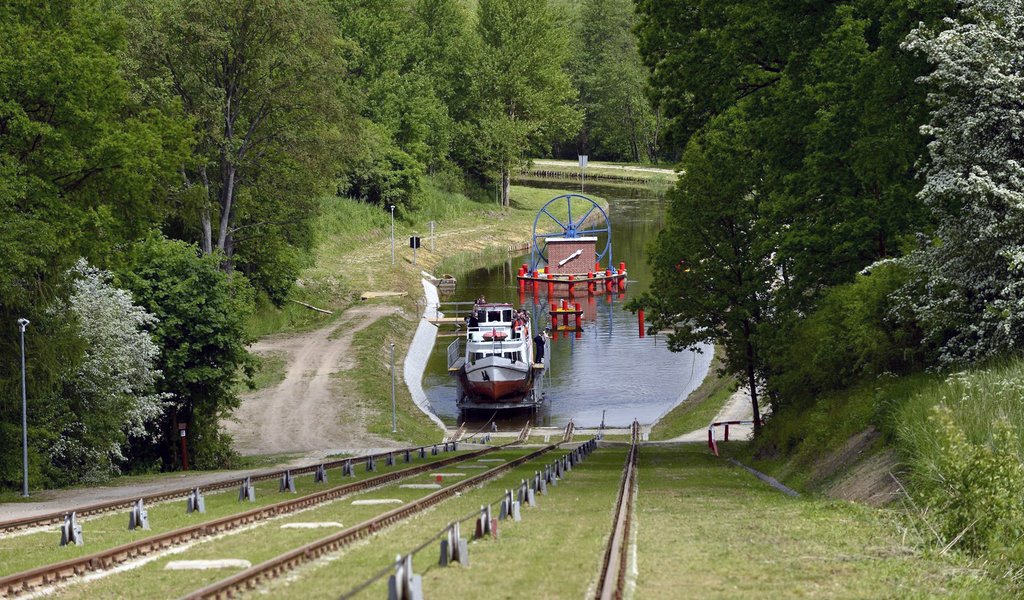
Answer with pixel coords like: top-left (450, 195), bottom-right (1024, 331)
top-left (530, 194), bottom-right (611, 271)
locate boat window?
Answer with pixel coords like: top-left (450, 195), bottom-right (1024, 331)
top-left (502, 309), bottom-right (512, 322)
top-left (488, 310), bottom-right (499, 321)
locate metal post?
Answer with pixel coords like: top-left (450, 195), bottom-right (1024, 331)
top-left (18, 318), bottom-right (29, 497)
top-left (390, 205), bottom-right (395, 265)
top-left (390, 342), bottom-right (397, 433)
top-left (430, 221), bottom-right (435, 252)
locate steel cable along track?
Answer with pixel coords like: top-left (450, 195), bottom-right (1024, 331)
top-left (181, 443), bottom-right (562, 600)
top-left (0, 444), bottom-right (466, 535)
top-left (0, 442), bottom-right (516, 599)
top-left (593, 422), bottom-right (640, 600)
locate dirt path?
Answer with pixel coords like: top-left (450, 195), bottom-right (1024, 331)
top-left (223, 304), bottom-right (402, 457)
top-left (668, 388), bottom-right (757, 442)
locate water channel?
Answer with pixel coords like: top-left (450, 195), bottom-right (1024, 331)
top-left (422, 181), bottom-right (713, 430)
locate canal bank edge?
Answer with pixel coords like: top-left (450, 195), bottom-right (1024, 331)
top-left (404, 277), bottom-right (447, 430)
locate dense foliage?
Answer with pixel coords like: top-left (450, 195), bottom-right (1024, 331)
top-left (0, 0), bottom-right (600, 486)
top-left (636, 0), bottom-right (1024, 572)
top-left (633, 0), bottom-right (952, 418)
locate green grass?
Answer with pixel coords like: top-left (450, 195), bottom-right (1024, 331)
top-left (0, 451), bottom-right (473, 579)
top-left (518, 160), bottom-right (677, 187)
top-left (349, 314), bottom-right (446, 444)
top-left (634, 445), bottom-right (1005, 598)
top-left (53, 448), bottom-right (544, 599)
top-left (649, 347), bottom-right (734, 440)
top-left (433, 245), bottom-right (512, 280)
top-left (238, 351), bottom-right (288, 394)
top-left (895, 357), bottom-right (1024, 480)
top-left (253, 444), bottom-right (622, 599)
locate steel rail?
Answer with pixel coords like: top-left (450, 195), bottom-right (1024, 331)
top-left (593, 422), bottom-right (640, 600)
top-left (0, 443), bottom-right (511, 599)
top-left (181, 443), bottom-right (560, 600)
top-left (0, 443), bottom-right (463, 536)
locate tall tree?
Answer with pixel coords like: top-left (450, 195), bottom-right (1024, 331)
top-left (469, 0), bottom-right (582, 206)
top-left (126, 0), bottom-right (349, 289)
top-left (900, 0), bottom-right (1024, 364)
top-left (575, 0), bottom-right (662, 162)
top-left (117, 236), bottom-right (254, 469)
top-left (0, 0), bottom-right (185, 486)
top-left (634, 111), bottom-right (773, 431)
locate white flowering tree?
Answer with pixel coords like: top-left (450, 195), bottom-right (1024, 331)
top-left (50, 260), bottom-right (168, 482)
top-left (901, 1), bottom-right (1024, 363)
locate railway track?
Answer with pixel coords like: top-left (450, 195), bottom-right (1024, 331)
top-left (180, 441), bottom-right (563, 600)
top-left (0, 441), bottom-right (518, 598)
top-left (0, 443), bottom-right (464, 536)
top-left (593, 420), bottom-right (640, 600)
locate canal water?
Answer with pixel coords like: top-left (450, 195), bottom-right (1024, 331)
top-left (423, 182), bottom-right (712, 430)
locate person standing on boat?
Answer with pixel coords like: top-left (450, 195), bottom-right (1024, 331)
top-left (534, 328), bottom-right (548, 363)
top-left (467, 311), bottom-right (479, 329)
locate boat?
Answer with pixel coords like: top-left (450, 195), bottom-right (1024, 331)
top-left (447, 303), bottom-right (540, 407)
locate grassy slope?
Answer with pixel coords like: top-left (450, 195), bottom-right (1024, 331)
top-left (649, 347), bottom-right (733, 440)
top-left (736, 373), bottom-right (939, 492)
top-left (721, 356), bottom-right (1024, 595)
top-left (636, 444), bottom-right (1004, 598)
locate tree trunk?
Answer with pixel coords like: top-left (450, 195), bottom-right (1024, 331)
top-left (501, 167), bottom-right (511, 207)
top-left (217, 163), bottom-right (236, 252)
top-left (200, 208), bottom-right (213, 255)
top-left (199, 165), bottom-right (213, 254)
top-left (743, 319), bottom-right (762, 434)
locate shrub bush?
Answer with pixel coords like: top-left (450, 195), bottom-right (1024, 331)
top-left (767, 262), bottom-right (926, 410)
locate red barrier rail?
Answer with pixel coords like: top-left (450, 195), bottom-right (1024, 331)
top-left (706, 420), bottom-right (762, 456)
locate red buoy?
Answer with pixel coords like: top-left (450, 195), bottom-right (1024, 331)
top-left (638, 309), bottom-right (645, 338)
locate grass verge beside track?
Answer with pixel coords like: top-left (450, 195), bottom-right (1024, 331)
top-left (50, 449), bottom-right (541, 600)
top-left (0, 451), bottom-right (471, 578)
top-left (257, 444), bottom-right (624, 599)
top-left (633, 444), bottom-right (1007, 598)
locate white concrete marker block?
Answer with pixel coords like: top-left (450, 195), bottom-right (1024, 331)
top-left (400, 484), bottom-right (442, 490)
top-left (429, 473), bottom-right (466, 477)
top-left (165, 559), bottom-right (252, 571)
top-left (352, 499), bottom-right (403, 506)
top-left (280, 522), bottom-right (343, 529)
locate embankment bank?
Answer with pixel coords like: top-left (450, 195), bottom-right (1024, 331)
top-left (243, 182), bottom-right (610, 447)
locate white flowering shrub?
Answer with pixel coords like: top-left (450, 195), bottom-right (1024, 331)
top-left (50, 259), bottom-right (169, 482)
top-left (900, 0), bottom-right (1024, 364)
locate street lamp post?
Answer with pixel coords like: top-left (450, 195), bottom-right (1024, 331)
top-left (390, 343), bottom-right (397, 433)
top-left (17, 318), bottom-right (29, 497)
top-left (390, 205), bottom-right (395, 265)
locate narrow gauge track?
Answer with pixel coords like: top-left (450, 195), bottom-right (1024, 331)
top-left (0, 442), bottom-right (517, 599)
top-left (0, 443), bottom-right (464, 535)
top-left (180, 443), bottom-right (563, 600)
top-left (593, 421), bottom-right (640, 600)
